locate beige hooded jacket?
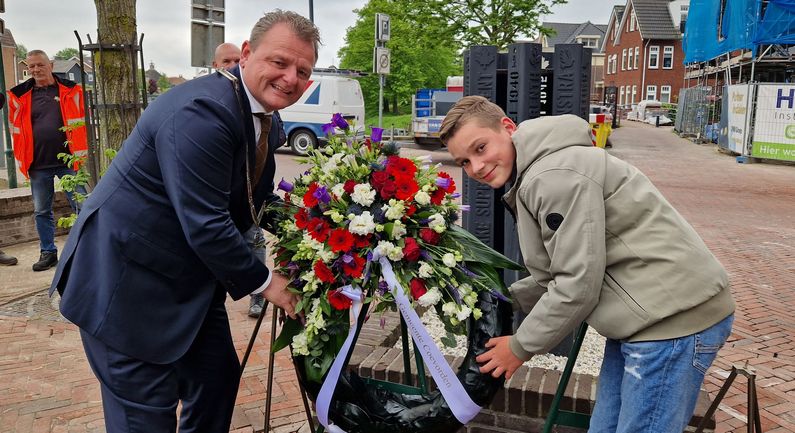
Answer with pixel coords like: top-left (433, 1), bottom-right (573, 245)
top-left (503, 115), bottom-right (735, 360)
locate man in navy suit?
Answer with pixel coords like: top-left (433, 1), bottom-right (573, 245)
top-left (50, 10), bottom-right (320, 433)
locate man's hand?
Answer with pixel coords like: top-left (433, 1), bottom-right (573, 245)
top-left (263, 272), bottom-right (299, 319)
top-left (475, 336), bottom-right (526, 379)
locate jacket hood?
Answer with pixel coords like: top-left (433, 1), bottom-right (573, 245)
top-left (511, 114), bottom-right (593, 175)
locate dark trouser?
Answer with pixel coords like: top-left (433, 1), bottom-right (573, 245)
top-left (79, 297), bottom-right (240, 433)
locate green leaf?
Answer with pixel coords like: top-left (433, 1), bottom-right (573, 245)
top-left (271, 317), bottom-right (303, 353)
top-left (467, 261), bottom-right (512, 300)
top-left (447, 225), bottom-right (523, 270)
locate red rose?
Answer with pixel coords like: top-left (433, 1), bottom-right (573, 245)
top-left (314, 260), bottom-right (335, 283)
top-left (403, 237), bottom-right (421, 261)
top-left (371, 171), bottom-right (389, 190)
top-left (328, 228), bottom-right (355, 253)
top-left (295, 208), bottom-right (309, 229)
top-left (303, 182), bottom-right (320, 208)
top-left (379, 180), bottom-right (397, 199)
top-left (327, 289), bottom-right (352, 310)
top-left (394, 177), bottom-right (419, 201)
top-left (343, 179), bottom-right (357, 194)
top-left (386, 156), bottom-right (418, 179)
top-left (341, 254), bottom-right (366, 278)
top-left (420, 228), bottom-right (441, 245)
top-left (430, 188), bottom-right (446, 205)
top-left (410, 278), bottom-right (428, 300)
top-left (405, 204), bottom-right (417, 217)
top-left (308, 217), bottom-right (331, 242)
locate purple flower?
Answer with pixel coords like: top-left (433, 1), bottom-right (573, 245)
top-left (490, 289), bottom-right (511, 303)
top-left (458, 265), bottom-right (478, 278)
top-left (370, 127), bottom-right (384, 142)
top-left (277, 178), bottom-right (294, 192)
top-left (436, 177), bottom-right (452, 190)
top-left (332, 113), bottom-right (349, 130)
top-left (313, 186), bottom-right (331, 204)
top-left (321, 122), bottom-right (336, 136)
top-left (451, 193), bottom-right (461, 199)
top-left (459, 204), bottom-right (471, 212)
top-left (448, 284), bottom-right (462, 304)
top-left (378, 280), bottom-right (389, 295)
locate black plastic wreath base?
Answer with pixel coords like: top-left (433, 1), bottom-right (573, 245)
top-left (293, 291), bottom-right (514, 433)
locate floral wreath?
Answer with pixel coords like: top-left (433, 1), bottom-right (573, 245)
top-left (269, 114), bottom-right (521, 432)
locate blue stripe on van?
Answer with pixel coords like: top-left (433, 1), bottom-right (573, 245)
top-left (282, 121), bottom-right (326, 142)
top-left (303, 84), bottom-right (321, 105)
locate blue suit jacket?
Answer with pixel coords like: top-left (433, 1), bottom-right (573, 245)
top-left (51, 67), bottom-right (284, 363)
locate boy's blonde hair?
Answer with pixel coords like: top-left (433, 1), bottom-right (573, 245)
top-left (439, 95), bottom-right (506, 145)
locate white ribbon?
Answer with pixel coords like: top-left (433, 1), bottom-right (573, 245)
top-left (316, 285), bottom-right (364, 433)
top-left (315, 257), bottom-right (481, 432)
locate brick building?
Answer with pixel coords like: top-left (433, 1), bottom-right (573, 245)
top-left (602, 0), bottom-right (689, 110)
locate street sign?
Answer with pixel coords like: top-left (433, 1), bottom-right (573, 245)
top-left (190, 0), bottom-right (226, 68)
top-left (375, 13), bottom-right (390, 42)
top-left (374, 46), bottom-right (390, 75)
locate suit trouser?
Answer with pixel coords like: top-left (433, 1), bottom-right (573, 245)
top-left (79, 294), bottom-right (241, 433)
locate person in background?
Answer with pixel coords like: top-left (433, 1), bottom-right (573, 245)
top-left (441, 95), bottom-right (735, 433)
top-left (51, 10), bottom-right (320, 432)
top-left (8, 50), bottom-right (87, 271)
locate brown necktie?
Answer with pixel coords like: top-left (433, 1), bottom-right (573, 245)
top-left (253, 113), bottom-right (272, 184)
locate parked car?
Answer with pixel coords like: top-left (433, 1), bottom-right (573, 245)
top-left (278, 69), bottom-right (365, 155)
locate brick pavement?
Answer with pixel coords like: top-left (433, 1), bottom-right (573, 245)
top-left (1, 122), bottom-right (794, 432)
top-left (609, 121), bottom-right (795, 433)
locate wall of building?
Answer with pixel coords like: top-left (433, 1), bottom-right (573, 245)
top-left (0, 188), bottom-right (72, 248)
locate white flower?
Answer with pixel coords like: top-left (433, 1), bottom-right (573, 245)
top-left (441, 302), bottom-right (458, 317)
top-left (442, 253), bottom-right (457, 267)
top-left (351, 184), bottom-right (376, 206)
top-left (329, 210), bottom-right (345, 224)
top-left (349, 211), bottom-right (376, 235)
top-left (390, 220), bottom-right (407, 240)
top-left (418, 261), bottom-right (433, 278)
top-left (387, 245), bottom-right (404, 261)
top-left (291, 331), bottom-right (310, 356)
top-left (343, 154), bottom-right (358, 167)
top-left (290, 193), bottom-right (304, 207)
top-left (414, 191), bottom-right (431, 206)
top-left (458, 283), bottom-right (473, 297)
top-left (428, 213), bottom-right (447, 233)
top-left (374, 240), bottom-right (395, 259)
top-left (332, 183), bottom-right (346, 198)
top-left (318, 248), bottom-right (337, 263)
top-left (472, 308), bottom-right (483, 320)
top-left (305, 298), bottom-right (326, 337)
top-left (382, 199), bottom-right (405, 220)
top-left (417, 287), bottom-right (443, 307)
top-left (456, 305), bottom-right (472, 321)
top-left (322, 153), bottom-right (343, 173)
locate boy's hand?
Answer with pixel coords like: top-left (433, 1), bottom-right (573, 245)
top-left (476, 336), bottom-right (526, 379)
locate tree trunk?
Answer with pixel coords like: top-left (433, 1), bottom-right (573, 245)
top-left (93, 0), bottom-right (140, 172)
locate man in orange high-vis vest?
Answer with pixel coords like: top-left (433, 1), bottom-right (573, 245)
top-left (8, 49), bottom-right (87, 271)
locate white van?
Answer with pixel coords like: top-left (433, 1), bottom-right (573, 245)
top-left (278, 69), bottom-right (365, 155)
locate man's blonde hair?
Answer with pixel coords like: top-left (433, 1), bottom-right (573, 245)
top-left (250, 9), bottom-right (321, 64)
top-left (439, 95), bottom-right (506, 145)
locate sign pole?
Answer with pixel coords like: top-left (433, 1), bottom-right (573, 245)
top-left (379, 74), bottom-right (384, 128)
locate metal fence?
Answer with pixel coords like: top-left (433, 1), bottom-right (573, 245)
top-left (674, 86), bottom-right (712, 138)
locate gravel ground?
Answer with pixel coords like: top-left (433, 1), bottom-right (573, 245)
top-left (394, 309), bottom-right (605, 376)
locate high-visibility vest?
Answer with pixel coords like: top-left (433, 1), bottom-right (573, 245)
top-left (8, 75), bottom-right (88, 179)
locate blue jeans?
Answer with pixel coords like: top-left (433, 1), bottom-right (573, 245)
top-left (589, 314), bottom-right (734, 433)
top-left (29, 166), bottom-right (84, 253)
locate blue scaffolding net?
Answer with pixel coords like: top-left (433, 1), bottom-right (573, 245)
top-left (754, 0), bottom-right (795, 44)
top-left (683, 0), bottom-right (759, 63)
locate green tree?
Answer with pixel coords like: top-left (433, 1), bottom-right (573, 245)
top-left (338, 0), bottom-right (461, 118)
top-left (15, 44), bottom-right (27, 60)
top-left (414, 0), bottom-right (566, 51)
top-left (157, 74), bottom-right (172, 93)
top-left (54, 47), bottom-right (80, 60)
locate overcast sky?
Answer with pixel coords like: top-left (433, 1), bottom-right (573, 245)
top-left (4, 0), bottom-right (624, 79)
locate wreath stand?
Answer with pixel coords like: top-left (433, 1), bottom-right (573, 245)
top-left (542, 322), bottom-right (591, 433)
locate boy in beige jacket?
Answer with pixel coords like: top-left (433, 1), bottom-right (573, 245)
top-left (440, 96), bottom-right (734, 433)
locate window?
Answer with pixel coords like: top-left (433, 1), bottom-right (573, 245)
top-left (660, 85), bottom-right (672, 103)
top-left (68, 73), bottom-right (75, 81)
top-left (577, 36), bottom-right (599, 48)
top-left (628, 48), bottom-right (634, 69)
top-left (649, 46), bottom-right (659, 69)
top-left (619, 86), bottom-right (625, 105)
top-left (634, 47), bottom-right (639, 70)
top-left (88, 74), bottom-right (93, 83)
top-left (680, 5), bottom-right (689, 33)
top-left (632, 85), bottom-right (637, 104)
top-left (622, 49), bottom-right (627, 70)
top-left (663, 46), bottom-right (674, 69)
top-left (646, 85), bottom-right (657, 100)
top-left (625, 86), bottom-right (631, 106)
top-left (629, 12), bottom-right (636, 32)
top-left (612, 55), bottom-right (617, 74)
